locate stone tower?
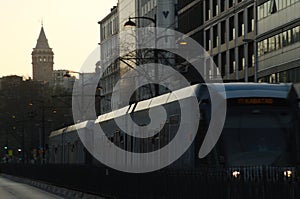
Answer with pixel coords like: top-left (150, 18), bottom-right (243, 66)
top-left (32, 26), bottom-right (54, 82)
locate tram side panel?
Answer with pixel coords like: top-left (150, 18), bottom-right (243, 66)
top-left (49, 129), bottom-right (87, 165)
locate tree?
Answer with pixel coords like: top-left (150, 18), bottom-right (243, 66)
top-left (0, 78), bottom-right (73, 163)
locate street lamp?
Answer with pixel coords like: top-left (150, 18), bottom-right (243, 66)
top-left (63, 70), bottom-right (83, 78)
top-left (124, 15), bottom-right (159, 97)
top-left (64, 70), bottom-right (104, 116)
top-left (28, 99), bottom-right (46, 164)
top-left (63, 70), bottom-right (85, 114)
top-left (9, 115), bottom-right (25, 163)
top-left (124, 18), bottom-right (137, 27)
top-left (124, 16), bottom-right (156, 27)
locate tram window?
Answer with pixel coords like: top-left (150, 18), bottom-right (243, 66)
top-left (220, 106), bottom-right (294, 166)
top-left (110, 137), bottom-right (114, 143)
top-left (151, 133), bottom-right (159, 144)
top-left (130, 137), bottom-right (134, 151)
top-left (120, 134), bottom-right (124, 144)
top-left (169, 114), bottom-right (180, 125)
top-left (162, 120), bottom-right (170, 144)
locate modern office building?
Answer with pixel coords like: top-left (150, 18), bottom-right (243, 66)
top-left (203, 0), bottom-right (256, 81)
top-left (178, 0), bottom-right (256, 82)
top-left (256, 0), bottom-right (300, 93)
top-left (177, 0), bottom-right (205, 84)
top-left (178, 0), bottom-right (203, 44)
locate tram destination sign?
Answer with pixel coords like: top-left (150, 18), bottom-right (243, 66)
top-left (228, 98), bottom-right (288, 106)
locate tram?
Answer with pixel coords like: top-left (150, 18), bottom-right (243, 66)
top-left (49, 83), bottom-right (300, 171)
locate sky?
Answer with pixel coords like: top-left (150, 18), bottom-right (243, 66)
top-left (0, 0), bottom-right (118, 78)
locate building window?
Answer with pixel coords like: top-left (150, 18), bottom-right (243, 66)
top-left (287, 29), bottom-right (292, 44)
top-left (221, 21), bottom-right (226, 44)
top-left (247, 41), bottom-right (254, 67)
top-left (282, 31), bottom-right (288, 47)
top-left (293, 26), bottom-right (300, 43)
top-left (269, 73), bottom-right (275, 83)
top-left (263, 39), bottom-right (269, 54)
top-left (213, 55), bottom-right (218, 77)
top-left (258, 25), bottom-right (300, 56)
top-left (259, 0), bottom-right (300, 20)
top-left (213, 25), bottom-right (218, 48)
top-left (270, 0), bottom-right (277, 14)
top-left (268, 37), bottom-right (275, 52)
top-left (205, 0), bottom-right (210, 21)
top-left (220, 0), bottom-right (225, 12)
top-left (213, 0), bottom-right (218, 17)
top-left (145, 2), bottom-right (148, 13)
top-left (229, 0), bottom-right (234, 8)
top-left (206, 29), bottom-right (210, 51)
top-left (274, 34), bottom-right (281, 50)
top-left (238, 46), bottom-right (244, 71)
top-left (221, 52), bottom-right (226, 77)
top-left (247, 6), bottom-right (254, 33)
top-left (265, 1), bottom-right (270, 16)
top-left (238, 11), bottom-right (244, 37)
top-left (229, 48), bottom-right (235, 74)
top-left (229, 16), bottom-right (235, 41)
top-left (276, 0), bottom-right (282, 10)
top-left (233, 61), bottom-right (236, 73)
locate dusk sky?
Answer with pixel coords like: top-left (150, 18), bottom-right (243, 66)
top-left (0, 0), bottom-right (118, 78)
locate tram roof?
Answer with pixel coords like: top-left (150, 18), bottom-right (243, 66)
top-left (49, 120), bottom-right (93, 138)
top-left (50, 83), bottom-right (295, 137)
top-left (209, 83), bottom-right (293, 99)
top-left (95, 84), bottom-right (199, 124)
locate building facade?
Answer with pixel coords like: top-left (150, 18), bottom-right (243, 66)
top-left (256, 0), bottom-right (300, 93)
top-left (98, 0), bottom-right (182, 113)
top-left (98, 5), bottom-right (120, 114)
top-left (178, 0), bottom-right (203, 43)
top-left (32, 26), bottom-right (54, 82)
top-left (0, 75), bottom-right (23, 90)
top-left (178, 0), bottom-right (300, 86)
top-left (178, 0), bottom-right (256, 82)
top-left (51, 70), bottom-right (75, 92)
top-left (203, 0), bottom-right (256, 81)
top-left (136, 0), bottom-right (179, 98)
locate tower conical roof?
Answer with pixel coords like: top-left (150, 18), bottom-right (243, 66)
top-left (35, 27), bottom-right (50, 49)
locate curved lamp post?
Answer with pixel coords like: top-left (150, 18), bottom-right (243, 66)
top-left (124, 16), bottom-right (159, 97)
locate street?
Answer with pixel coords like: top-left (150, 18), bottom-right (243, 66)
top-left (0, 176), bottom-right (63, 199)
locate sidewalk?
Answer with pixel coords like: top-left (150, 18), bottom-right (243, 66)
top-left (0, 174), bottom-right (110, 199)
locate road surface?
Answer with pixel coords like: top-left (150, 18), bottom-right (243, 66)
top-left (0, 176), bottom-right (63, 199)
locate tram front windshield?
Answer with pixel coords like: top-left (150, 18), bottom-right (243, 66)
top-left (221, 105), bottom-right (294, 167)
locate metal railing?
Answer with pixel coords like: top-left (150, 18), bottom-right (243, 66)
top-left (0, 164), bottom-right (299, 199)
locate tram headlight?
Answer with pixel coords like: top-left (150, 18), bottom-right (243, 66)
top-left (232, 170), bottom-right (240, 178)
top-left (283, 170), bottom-right (293, 178)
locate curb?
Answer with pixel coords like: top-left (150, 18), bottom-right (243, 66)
top-left (1, 174), bottom-right (108, 199)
